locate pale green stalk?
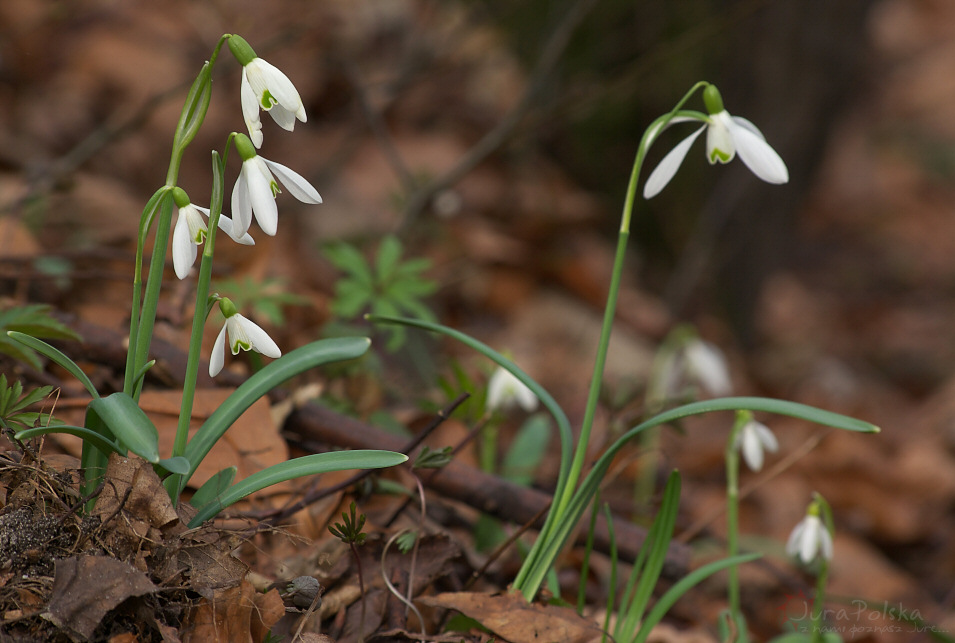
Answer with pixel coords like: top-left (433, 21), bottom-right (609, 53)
top-left (725, 410), bottom-right (751, 642)
top-left (811, 559), bottom-right (829, 643)
top-left (514, 82), bottom-right (709, 596)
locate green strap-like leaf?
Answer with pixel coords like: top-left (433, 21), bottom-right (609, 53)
top-left (179, 337), bottom-right (371, 491)
top-left (88, 393), bottom-right (160, 463)
top-left (14, 424), bottom-right (124, 457)
top-left (7, 331), bottom-right (99, 399)
top-left (188, 450), bottom-right (407, 527)
top-left (634, 553), bottom-right (762, 643)
top-left (189, 466), bottom-right (237, 509)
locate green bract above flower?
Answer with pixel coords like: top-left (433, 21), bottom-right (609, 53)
top-left (231, 135), bottom-right (322, 237)
top-left (209, 300), bottom-right (281, 377)
top-left (172, 203), bottom-right (254, 280)
top-left (229, 35), bottom-right (306, 148)
top-left (786, 511), bottom-right (833, 564)
top-left (486, 366), bottom-right (538, 414)
top-left (733, 419), bottom-right (778, 472)
top-left (643, 96), bottom-right (789, 199)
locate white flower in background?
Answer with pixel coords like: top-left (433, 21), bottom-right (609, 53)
top-left (786, 508), bottom-right (833, 565)
top-left (171, 188), bottom-right (254, 280)
top-left (231, 133), bottom-right (322, 237)
top-left (209, 297), bottom-right (281, 377)
top-left (733, 419), bottom-right (778, 472)
top-left (228, 35), bottom-right (306, 148)
top-left (486, 365), bottom-right (538, 414)
top-left (643, 85), bottom-right (789, 198)
top-left (682, 338), bottom-right (732, 396)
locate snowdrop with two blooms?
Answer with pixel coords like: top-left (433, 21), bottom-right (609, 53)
top-left (231, 133), bottom-right (322, 237)
top-left (228, 35), bottom-right (307, 149)
top-left (486, 365), bottom-right (539, 414)
top-left (170, 187), bottom-right (254, 280)
top-left (209, 297), bottom-right (281, 377)
top-left (643, 84), bottom-right (789, 198)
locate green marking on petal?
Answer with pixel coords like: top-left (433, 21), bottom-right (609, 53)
top-left (270, 181), bottom-right (281, 198)
top-left (232, 339), bottom-right (252, 353)
top-left (709, 148), bottom-right (731, 163)
top-left (261, 90), bottom-right (277, 110)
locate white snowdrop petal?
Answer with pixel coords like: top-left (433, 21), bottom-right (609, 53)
top-left (643, 126), bottom-right (706, 199)
top-left (263, 158), bottom-right (322, 204)
top-left (241, 70), bottom-right (264, 148)
top-left (245, 159), bottom-right (280, 235)
top-left (236, 314), bottom-right (282, 358)
top-left (231, 171), bottom-right (253, 238)
top-left (730, 121), bottom-right (789, 184)
top-left (172, 213), bottom-right (197, 280)
top-left (209, 324), bottom-right (228, 377)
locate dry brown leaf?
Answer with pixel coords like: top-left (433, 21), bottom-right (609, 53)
top-left (182, 580), bottom-right (283, 643)
top-left (45, 555), bottom-right (159, 640)
top-left (418, 592), bottom-right (604, 643)
top-left (140, 389), bottom-right (289, 498)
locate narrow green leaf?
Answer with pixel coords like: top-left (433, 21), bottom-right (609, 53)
top-left (179, 337), bottom-right (371, 491)
top-left (7, 331), bottom-right (100, 399)
top-left (15, 424), bottom-right (124, 457)
top-left (634, 553), bottom-right (762, 643)
top-left (189, 466), bottom-right (237, 509)
top-left (188, 450), bottom-right (407, 527)
top-left (89, 393), bottom-right (160, 463)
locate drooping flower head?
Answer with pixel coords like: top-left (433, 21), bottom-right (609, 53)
top-left (786, 496), bottom-right (834, 565)
top-left (171, 187), bottom-right (254, 280)
top-left (643, 84), bottom-right (789, 198)
top-left (486, 365), bottom-right (538, 414)
top-left (231, 133), bottom-right (322, 237)
top-left (732, 417), bottom-right (779, 472)
top-left (228, 35), bottom-right (306, 148)
top-left (209, 297), bottom-right (281, 377)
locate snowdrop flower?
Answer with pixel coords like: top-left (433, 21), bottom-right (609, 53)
top-left (643, 84), bottom-right (789, 198)
top-left (787, 504), bottom-right (833, 564)
top-left (682, 338), bottom-right (732, 396)
top-left (171, 188), bottom-right (254, 280)
top-left (486, 365), bottom-right (538, 414)
top-left (228, 35), bottom-right (306, 148)
top-left (733, 419), bottom-right (778, 472)
top-left (231, 133), bottom-right (322, 237)
top-left (209, 297), bottom-right (281, 377)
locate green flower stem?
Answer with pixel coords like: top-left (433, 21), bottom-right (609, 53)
top-left (518, 83), bottom-right (712, 592)
top-left (125, 35), bottom-right (230, 401)
top-left (173, 147), bottom-right (230, 464)
top-left (812, 559), bottom-right (830, 643)
top-left (130, 194), bottom-right (174, 401)
top-left (725, 410), bottom-right (751, 641)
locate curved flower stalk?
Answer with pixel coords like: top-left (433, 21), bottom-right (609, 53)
top-left (643, 85), bottom-right (789, 198)
top-left (210, 297), bottom-right (281, 377)
top-left (171, 187), bottom-right (254, 280)
top-left (228, 35), bottom-right (307, 148)
top-left (232, 133), bottom-right (322, 237)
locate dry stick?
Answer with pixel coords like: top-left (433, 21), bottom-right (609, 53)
top-left (289, 401), bottom-right (690, 576)
top-left (399, 0), bottom-right (601, 228)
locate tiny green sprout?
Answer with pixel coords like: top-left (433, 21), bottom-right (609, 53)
top-left (396, 530), bottom-right (418, 554)
top-left (413, 445), bottom-right (453, 470)
top-left (324, 235), bottom-right (437, 352)
top-left (329, 501), bottom-right (367, 546)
